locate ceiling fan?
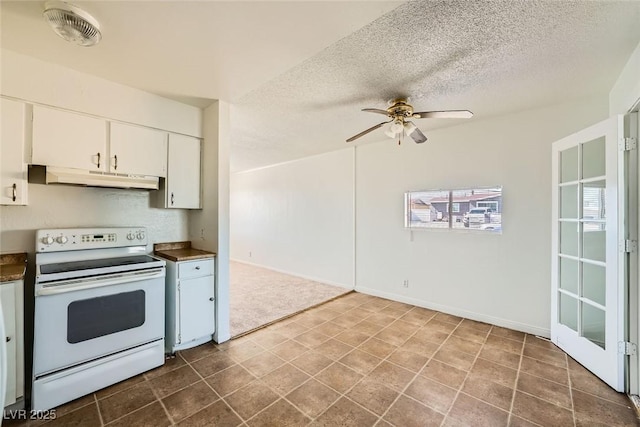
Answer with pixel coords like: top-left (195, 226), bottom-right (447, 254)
top-left (346, 98), bottom-right (473, 144)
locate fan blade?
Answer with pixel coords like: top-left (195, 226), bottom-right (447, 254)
top-left (362, 108), bottom-right (390, 116)
top-left (413, 110), bottom-right (473, 119)
top-left (406, 122), bottom-right (427, 144)
top-left (346, 121), bottom-right (391, 143)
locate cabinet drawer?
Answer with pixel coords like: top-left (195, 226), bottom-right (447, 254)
top-left (178, 259), bottom-right (214, 279)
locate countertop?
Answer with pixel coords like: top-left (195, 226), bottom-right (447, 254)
top-left (0, 252), bottom-right (27, 283)
top-left (154, 241), bottom-right (216, 262)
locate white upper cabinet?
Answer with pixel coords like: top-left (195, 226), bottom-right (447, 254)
top-left (32, 105), bottom-right (107, 171)
top-left (110, 123), bottom-right (167, 177)
top-left (163, 134), bottom-right (201, 209)
top-left (1, 98), bottom-right (28, 205)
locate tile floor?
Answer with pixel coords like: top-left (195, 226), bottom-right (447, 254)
top-left (6, 292), bottom-right (639, 426)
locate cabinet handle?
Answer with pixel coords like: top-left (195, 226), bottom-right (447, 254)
top-left (114, 154), bottom-right (118, 170)
top-left (5, 336), bottom-right (10, 343)
top-left (209, 297), bottom-right (214, 301)
top-left (171, 192), bottom-right (175, 206)
top-left (97, 152), bottom-right (101, 168)
top-left (12, 183), bottom-right (17, 202)
top-left (195, 266), bottom-right (200, 270)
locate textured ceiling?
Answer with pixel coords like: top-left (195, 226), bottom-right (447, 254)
top-left (231, 0), bottom-right (640, 171)
top-left (2, 1), bottom-right (640, 173)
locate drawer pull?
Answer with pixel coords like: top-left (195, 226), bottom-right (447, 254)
top-left (195, 266), bottom-right (200, 270)
top-left (12, 183), bottom-right (17, 202)
top-left (6, 336), bottom-right (11, 343)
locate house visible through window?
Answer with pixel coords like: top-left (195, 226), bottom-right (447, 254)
top-left (405, 187), bottom-right (502, 232)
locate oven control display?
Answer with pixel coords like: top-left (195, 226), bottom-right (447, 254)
top-left (81, 233), bottom-right (117, 243)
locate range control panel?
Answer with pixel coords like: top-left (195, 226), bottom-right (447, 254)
top-left (36, 227), bottom-right (147, 252)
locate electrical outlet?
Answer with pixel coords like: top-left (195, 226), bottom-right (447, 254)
top-left (403, 279), bottom-right (409, 288)
top-left (249, 251), bottom-right (252, 257)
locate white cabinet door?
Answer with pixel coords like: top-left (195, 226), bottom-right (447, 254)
top-left (0, 98), bottom-right (28, 205)
top-left (110, 123), bottom-right (167, 177)
top-left (0, 282), bottom-right (17, 407)
top-left (178, 276), bottom-right (214, 344)
top-left (32, 105), bottom-right (107, 171)
top-left (166, 134), bottom-right (201, 209)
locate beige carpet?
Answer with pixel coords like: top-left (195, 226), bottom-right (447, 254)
top-left (230, 261), bottom-right (351, 337)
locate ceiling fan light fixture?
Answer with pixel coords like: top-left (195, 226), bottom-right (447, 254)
top-left (43, 1), bottom-right (102, 47)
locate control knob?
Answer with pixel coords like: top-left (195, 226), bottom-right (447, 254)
top-left (127, 232), bottom-right (135, 240)
top-left (56, 236), bottom-right (68, 244)
top-left (41, 236), bottom-right (54, 245)
top-left (136, 231), bottom-right (145, 240)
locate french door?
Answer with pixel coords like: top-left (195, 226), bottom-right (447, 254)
top-left (551, 116), bottom-right (625, 391)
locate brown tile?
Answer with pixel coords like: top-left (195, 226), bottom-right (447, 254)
top-left (51, 394), bottom-right (95, 417)
top-left (442, 336), bottom-right (483, 356)
top-left (261, 363), bottom-right (310, 395)
top-left (368, 361), bottom-right (415, 392)
top-left (271, 339), bottom-right (309, 361)
top-left (421, 359), bottom-right (468, 389)
top-left (383, 394), bottom-right (444, 427)
top-left (572, 389), bottom-right (637, 426)
top-left (398, 336), bottom-right (440, 358)
top-left (105, 401), bottom-right (170, 427)
top-left (434, 312), bottom-right (463, 325)
top-left (315, 362), bottom-right (364, 393)
top-left (512, 390), bottom-right (573, 426)
top-left (478, 346), bottom-right (522, 370)
top-left (569, 366), bottom-right (631, 406)
top-left (331, 313), bottom-right (363, 328)
top-left (313, 397), bottom-right (378, 427)
top-left (490, 326), bottom-right (525, 342)
top-left (358, 338), bottom-right (397, 359)
top-left (98, 382), bottom-right (156, 424)
top-left (351, 320), bottom-right (384, 336)
top-left (314, 338), bottom-right (353, 360)
top-left (294, 314), bottom-right (327, 329)
top-left (339, 348), bottom-right (382, 375)
top-left (452, 325), bottom-right (490, 344)
top-left (241, 352), bottom-right (286, 377)
top-left (460, 319), bottom-right (492, 332)
top-left (335, 330), bottom-right (371, 347)
top-left (248, 399), bottom-right (310, 427)
top-left (517, 372), bottom-right (571, 409)
top-left (433, 347), bottom-right (476, 371)
top-left (225, 381), bottom-right (279, 420)
top-left (424, 319), bottom-right (457, 334)
top-left (447, 393), bottom-right (509, 427)
top-left (144, 354), bottom-right (187, 380)
top-left (347, 378), bottom-right (399, 416)
top-left (179, 342), bottom-right (220, 362)
top-left (522, 343), bottom-right (567, 368)
top-left (162, 381), bottom-right (218, 423)
top-left (413, 326), bottom-right (450, 345)
top-left (224, 340), bottom-right (266, 362)
top-left (291, 351), bottom-right (333, 375)
top-left (462, 373), bottom-right (514, 411)
top-left (508, 415), bottom-right (540, 427)
top-left (524, 334), bottom-right (563, 352)
top-left (386, 348), bottom-right (429, 372)
top-left (205, 364), bottom-right (256, 397)
top-left (44, 402), bottom-right (101, 427)
top-left (286, 379), bottom-right (340, 418)
top-left (380, 306), bottom-right (408, 318)
top-left (374, 327), bottom-right (413, 346)
top-left (150, 365), bottom-right (201, 398)
top-left (313, 321), bottom-right (346, 337)
top-left (391, 319), bottom-right (421, 335)
top-left (95, 374), bottom-right (145, 399)
top-left (191, 352), bottom-right (237, 377)
top-left (484, 334), bottom-right (524, 355)
top-left (405, 375), bottom-right (457, 412)
top-left (470, 358), bottom-right (518, 388)
top-left (177, 400), bottom-right (242, 427)
top-left (399, 307), bottom-right (436, 325)
top-left (294, 329), bottom-right (331, 347)
top-left (275, 321), bottom-right (310, 338)
top-left (519, 356), bottom-right (568, 385)
top-left (251, 331), bottom-right (289, 349)
top-left (366, 312), bottom-right (397, 327)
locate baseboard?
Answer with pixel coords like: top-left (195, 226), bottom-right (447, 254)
top-left (230, 258), bottom-right (354, 290)
top-left (355, 285), bottom-right (550, 338)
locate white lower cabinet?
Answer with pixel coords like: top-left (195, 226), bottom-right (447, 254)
top-left (165, 258), bottom-right (215, 353)
top-left (1, 280), bottom-right (24, 408)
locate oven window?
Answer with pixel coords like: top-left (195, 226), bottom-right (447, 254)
top-left (67, 290), bottom-right (145, 343)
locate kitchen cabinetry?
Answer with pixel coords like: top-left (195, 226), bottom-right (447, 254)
top-left (110, 122), bottom-right (167, 177)
top-left (1, 280), bottom-right (24, 408)
top-left (32, 105), bottom-right (107, 171)
top-left (1, 98), bottom-right (28, 205)
top-left (164, 257), bottom-right (215, 353)
top-left (158, 134), bottom-right (201, 209)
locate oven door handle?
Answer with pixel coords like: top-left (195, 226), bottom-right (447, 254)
top-left (36, 268), bottom-right (165, 296)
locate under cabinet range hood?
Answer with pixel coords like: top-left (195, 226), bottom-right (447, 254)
top-left (28, 165), bottom-right (159, 190)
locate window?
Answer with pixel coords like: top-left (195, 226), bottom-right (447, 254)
top-left (405, 186), bottom-right (502, 232)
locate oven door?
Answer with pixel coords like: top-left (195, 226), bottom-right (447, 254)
top-left (33, 268), bottom-right (165, 377)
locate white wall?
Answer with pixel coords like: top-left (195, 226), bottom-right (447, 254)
top-left (230, 149), bottom-right (355, 288)
top-left (355, 96), bottom-right (608, 336)
top-left (610, 40), bottom-right (640, 115)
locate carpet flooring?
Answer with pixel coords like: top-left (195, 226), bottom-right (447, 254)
top-left (230, 261), bottom-right (351, 337)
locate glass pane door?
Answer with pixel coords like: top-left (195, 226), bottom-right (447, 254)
top-left (552, 116), bottom-right (624, 392)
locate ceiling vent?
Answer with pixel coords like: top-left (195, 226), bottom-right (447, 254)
top-left (43, 1), bottom-right (101, 47)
